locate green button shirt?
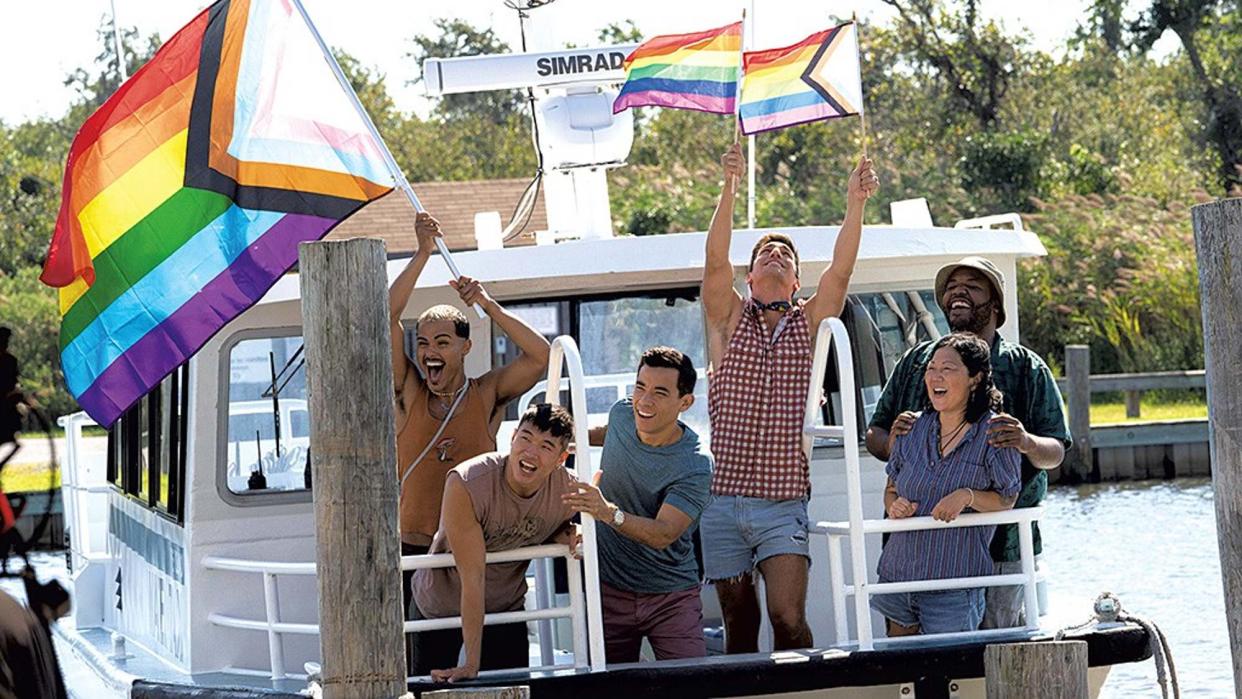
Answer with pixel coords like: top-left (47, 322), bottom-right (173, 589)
top-left (869, 334), bottom-right (1071, 562)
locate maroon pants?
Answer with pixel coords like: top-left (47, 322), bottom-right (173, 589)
top-left (600, 582), bottom-right (706, 664)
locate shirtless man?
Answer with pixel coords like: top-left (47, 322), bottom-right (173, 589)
top-left (389, 213), bottom-right (551, 601)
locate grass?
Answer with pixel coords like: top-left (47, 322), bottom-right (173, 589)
top-left (1088, 399), bottom-right (1207, 424)
top-left (0, 461), bottom-right (61, 493)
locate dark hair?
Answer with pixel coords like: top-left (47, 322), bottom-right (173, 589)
top-left (637, 346), bottom-right (697, 396)
top-left (416, 304), bottom-right (470, 340)
top-left (748, 233), bottom-right (800, 277)
top-left (0, 327), bottom-right (9, 345)
top-left (925, 332), bottom-right (1003, 423)
top-left (518, 403), bottom-right (575, 446)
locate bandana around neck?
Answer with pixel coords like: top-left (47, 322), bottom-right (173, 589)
top-left (754, 299), bottom-right (793, 313)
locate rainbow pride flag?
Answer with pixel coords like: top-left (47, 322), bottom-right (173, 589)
top-left (613, 22), bottom-right (743, 115)
top-left (739, 21), bottom-right (863, 135)
top-left (42, 0), bottom-right (394, 427)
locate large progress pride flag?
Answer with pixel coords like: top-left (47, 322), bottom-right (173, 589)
top-left (42, 0), bottom-right (394, 427)
top-left (613, 22), bottom-right (742, 115)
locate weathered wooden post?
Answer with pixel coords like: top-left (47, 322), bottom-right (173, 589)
top-left (1192, 197), bottom-right (1242, 695)
top-left (1065, 344), bottom-right (1093, 481)
top-left (984, 641), bottom-right (1088, 699)
top-left (1124, 389), bottom-right (1142, 419)
top-left (300, 238), bottom-right (406, 698)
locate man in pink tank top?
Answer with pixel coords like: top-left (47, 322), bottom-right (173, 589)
top-left (700, 143), bottom-right (878, 653)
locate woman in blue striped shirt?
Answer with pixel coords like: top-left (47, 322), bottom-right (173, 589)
top-left (871, 333), bottom-right (1022, 636)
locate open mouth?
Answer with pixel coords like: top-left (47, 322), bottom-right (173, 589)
top-left (948, 298), bottom-right (972, 312)
top-left (518, 459), bottom-right (539, 475)
top-left (635, 408), bottom-right (656, 419)
top-left (424, 358), bottom-right (445, 383)
top-left (931, 387), bottom-right (949, 397)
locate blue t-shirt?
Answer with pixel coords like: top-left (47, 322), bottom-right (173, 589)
top-left (596, 399), bottom-right (714, 594)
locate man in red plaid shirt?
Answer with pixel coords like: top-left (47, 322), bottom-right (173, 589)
top-left (700, 143), bottom-right (878, 653)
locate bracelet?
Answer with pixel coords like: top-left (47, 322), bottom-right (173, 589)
top-left (965, 488), bottom-right (975, 509)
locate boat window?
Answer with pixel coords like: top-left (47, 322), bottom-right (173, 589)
top-left (813, 290), bottom-right (946, 442)
top-left (495, 290), bottom-right (709, 447)
top-left (224, 335), bottom-right (309, 495)
top-left (105, 364), bottom-right (190, 522)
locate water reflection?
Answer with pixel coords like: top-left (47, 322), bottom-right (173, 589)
top-left (1043, 478), bottom-right (1231, 698)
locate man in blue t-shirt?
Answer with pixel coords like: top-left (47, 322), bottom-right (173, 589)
top-left (563, 346), bottom-right (713, 664)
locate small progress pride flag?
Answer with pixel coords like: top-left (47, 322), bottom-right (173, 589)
top-left (613, 22), bottom-right (742, 115)
top-left (739, 21), bottom-right (863, 135)
top-left (42, 0), bottom-right (395, 427)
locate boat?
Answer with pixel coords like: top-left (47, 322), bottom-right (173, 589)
top-left (25, 16), bottom-right (1154, 699)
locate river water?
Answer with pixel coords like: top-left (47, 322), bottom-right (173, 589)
top-left (1042, 478), bottom-right (1232, 698)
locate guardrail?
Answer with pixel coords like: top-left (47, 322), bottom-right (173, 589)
top-left (804, 318), bottom-right (1042, 649)
top-left (203, 334), bottom-right (609, 681)
top-left (1058, 344), bottom-right (1207, 481)
top-left (203, 544), bottom-right (585, 681)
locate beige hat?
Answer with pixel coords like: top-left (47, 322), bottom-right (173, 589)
top-left (934, 256), bottom-right (1006, 327)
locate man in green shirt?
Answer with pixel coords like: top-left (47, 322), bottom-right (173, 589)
top-left (865, 256), bottom-right (1070, 629)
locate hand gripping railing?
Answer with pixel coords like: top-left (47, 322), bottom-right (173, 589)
top-left (543, 335), bottom-right (607, 672)
top-left (803, 318), bottom-right (1043, 650)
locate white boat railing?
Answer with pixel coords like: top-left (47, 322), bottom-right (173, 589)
top-left (203, 334), bottom-right (608, 681)
top-left (203, 544), bottom-right (585, 681)
top-left (803, 318), bottom-right (1042, 651)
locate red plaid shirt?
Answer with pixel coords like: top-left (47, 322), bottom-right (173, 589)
top-left (707, 298), bottom-right (812, 500)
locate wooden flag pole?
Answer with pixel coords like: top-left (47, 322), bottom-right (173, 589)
top-left (852, 13), bottom-right (869, 159)
top-left (733, 9), bottom-right (747, 146)
top-left (289, 0), bottom-right (485, 318)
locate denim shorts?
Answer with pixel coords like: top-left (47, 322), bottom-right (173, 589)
top-left (700, 495), bottom-right (810, 581)
top-left (870, 587), bottom-right (985, 634)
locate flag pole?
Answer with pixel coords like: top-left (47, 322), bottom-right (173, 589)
top-left (746, 0), bottom-right (757, 229)
top-left (109, 0), bottom-right (129, 81)
top-left (733, 8), bottom-right (746, 146)
top-left (288, 0), bottom-right (484, 317)
top-left (852, 13), bottom-right (868, 159)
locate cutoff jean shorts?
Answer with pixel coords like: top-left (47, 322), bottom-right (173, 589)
top-left (700, 495), bottom-right (810, 581)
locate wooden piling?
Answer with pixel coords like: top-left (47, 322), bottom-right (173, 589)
top-left (1065, 345), bottom-right (1093, 482)
top-left (300, 239), bottom-right (406, 699)
top-left (984, 641), bottom-right (1088, 699)
top-left (1192, 197), bottom-right (1242, 695)
top-left (1124, 390), bottom-right (1142, 419)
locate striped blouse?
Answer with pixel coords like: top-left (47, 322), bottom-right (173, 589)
top-left (877, 410), bottom-right (1021, 582)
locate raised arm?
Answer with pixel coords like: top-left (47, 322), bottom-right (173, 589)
top-left (390, 213), bottom-right (443, 419)
top-left (805, 156), bottom-right (878, 329)
top-left (702, 144), bottom-right (745, 339)
top-left (430, 474), bottom-right (485, 683)
top-left (454, 277), bottom-right (551, 405)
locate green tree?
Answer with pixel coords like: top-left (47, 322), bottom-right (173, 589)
top-left (1126, 0), bottom-right (1242, 193)
top-left (597, 20), bottom-right (643, 44)
top-left (407, 19), bottom-right (523, 123)
top-left (63, 18), bottom-right (161, 116)
top-left (333, 49), bottom-right (400, 135)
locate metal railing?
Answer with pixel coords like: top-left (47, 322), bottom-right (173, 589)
top-left (203, 545), bottom-right (585, 680)
top-left (803, 318), bottom-right (1043, 650)
top-left (203, 334), bottom-right (608, 680)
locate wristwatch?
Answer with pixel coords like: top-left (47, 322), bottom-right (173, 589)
top-left (610, 506), bottom-right (626, 528)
